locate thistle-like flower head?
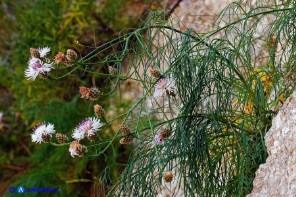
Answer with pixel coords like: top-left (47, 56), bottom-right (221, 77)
top-left (154, 133), bottom-right (164, 145)
top-left (69, 140), bottom-right (87, 157)
top-left (25, 47), bottom-right (53, 81)
top-left (37, 46), bottom-right (51, 58)
top-left (153, 78), bottom-right (176, 98)
top-left (72, 117), bottom-right (103, 141)
top-left (31, 122), bottom-right (55, 143)
top-left (25, 57), bottom-right (54, 80)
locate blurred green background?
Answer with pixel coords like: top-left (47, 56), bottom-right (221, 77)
top-left (0, 0), bottom-right (164, 196)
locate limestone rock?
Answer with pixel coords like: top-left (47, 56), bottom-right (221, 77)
top-left (248, 91), bottom-right (296, 197)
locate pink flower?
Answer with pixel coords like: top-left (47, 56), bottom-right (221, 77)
top-left (154, 133), bottom-right (164, 145)
top-left (25, 47), bottom-right (54, 81)
top-left (37, 46), bottom-right (51, 58)
top-left (72, 117), bottom-right (103, 141)
top-left (153, 78), bottom-right (176, 98)
top-left (25, 57), bottom-right (54, 80)
top-left (0, 112), bottom-right (3, 122)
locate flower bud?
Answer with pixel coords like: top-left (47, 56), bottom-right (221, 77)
top-left (66, 49), bottom-right (77, 61)
top-left (164, 171), bottom-right (173, 182)
top-left (149, 69), bottom-right (161, 79)
top-left (94, 104), bottom-right (105, 118)
top-left (108, 66), bottom-right (117, 75)
top-left (89, 87), bottom-right (100, 101)
top-left (30, 48), bottom-right (40, 58)
top-left (56, 133), bottom-right (68, 144)
top-left (119, 125), bottom-right (131, 135)
top-left (120, 136), bottom-right (133, 145)
top-left (41, 133), bottom-right (51, 143)
top-left (160, 129), bottom-right (171, 139)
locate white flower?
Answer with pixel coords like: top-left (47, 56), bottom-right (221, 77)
top-left (72, 117), bottom-right (103, 141)
top-left (69, 140), bottom-right (87, 157)
top-left (153, 78), bottom-right (176, 98)
top-left (31, 122), bottom-right (55, 143)
top-left (25, 57), bottom-right (54, 80)
top-left (38, 46), bottom-right (51, 58)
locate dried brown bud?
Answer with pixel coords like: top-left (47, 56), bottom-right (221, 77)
top-left (149, 69), bottom-right (161, 79)
top-left (166, 89), bottom-right (176, 97)
top-left (87, 132), bottom-right (97, 142)
top-left (120, 136), bottom-right (133, 145)
top-left (30, 48), bottom-right (40, 58)
top-left (89, 87), bottom-right (100, 101)
top-left (164, 171), bottom-right (173, 182)
top-left (39, 72), bottom-right (49, 79)
top-left (56, 133), bottom-right (68, 144)
top-left (160, 129), bottom-right (171, 139)
top-left (94, 104), bottom-right (105, 118)
top-left (119, 125), bottom-right (131, 135)
top-left (66, 49), bottom-right (77, 61)
top-left (41, 133), bottom-right (51, 143)
top-left (108, 66), bottom-right (117, 75)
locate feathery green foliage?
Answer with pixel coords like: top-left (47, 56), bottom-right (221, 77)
top-left (61, 1), bottom-right (295, 196)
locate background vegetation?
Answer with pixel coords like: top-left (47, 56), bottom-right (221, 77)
top-left (0, 0), bottom-right (163, 196)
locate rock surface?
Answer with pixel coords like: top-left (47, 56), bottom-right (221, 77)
top-left (248, 91), bottom-right (296, 197)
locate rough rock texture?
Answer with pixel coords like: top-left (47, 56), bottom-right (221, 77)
top-left (248, 91), bottom-right (296, 197)
top-left (172, 0), bottom-right (234, 32)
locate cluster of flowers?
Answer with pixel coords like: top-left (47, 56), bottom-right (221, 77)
top-left (24, 47), bottom-right (78, 81)
top-left (150, 69), bottom-right (176, 181)
top-left (31, 104), bottom-right (105, 157)
top-left (26, 47), bottom-right (176, 154)
top-left (24, 45), bottom-right (178, 184)
top-left (149, 69), bottom-right (175, 145)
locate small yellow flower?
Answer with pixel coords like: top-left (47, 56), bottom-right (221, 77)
top-left (243, 102), bottom-right (253, 114)
top-left (279, 95), bottom-right (285, 105)
top-left (252, 67), bottom-right (272, 94)
top-left (222, 126), bottom-right (227, 133)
